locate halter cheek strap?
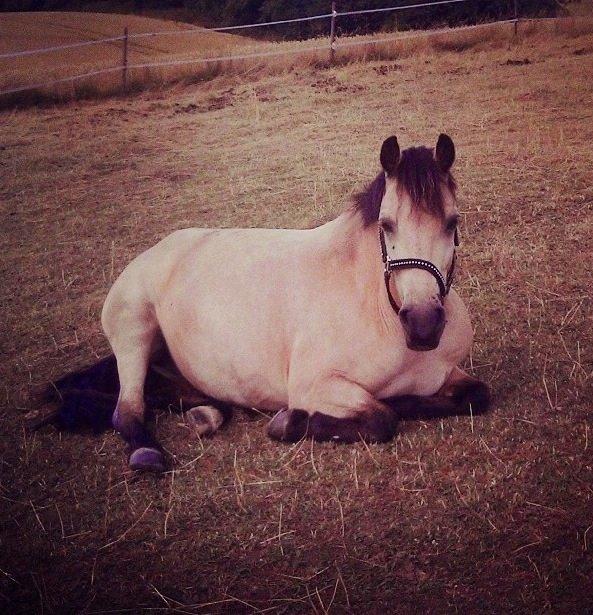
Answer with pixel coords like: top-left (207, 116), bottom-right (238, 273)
top-left (379, 227), bottom-right (457, 314)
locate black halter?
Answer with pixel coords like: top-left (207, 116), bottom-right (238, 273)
top-left (379, 226), bottom-right (458, 314)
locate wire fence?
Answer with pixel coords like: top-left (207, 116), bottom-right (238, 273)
top-left (0, 0), bottom-right (520, 98)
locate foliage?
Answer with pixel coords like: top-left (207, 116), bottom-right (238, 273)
top-left (1, 1), bottom-right (559, 38)
top-left (180, 1), bottom-right (558, 38)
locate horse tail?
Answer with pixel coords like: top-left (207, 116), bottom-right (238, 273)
top-left (31, 348), bottom-right (216, 434)
top-left (31, 355), bottom-right (120, 433)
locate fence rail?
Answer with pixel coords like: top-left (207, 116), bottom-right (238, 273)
top-left (0, 0), bottom-right (519, 98)
top-left (1, 0), bottom-right (474, 59)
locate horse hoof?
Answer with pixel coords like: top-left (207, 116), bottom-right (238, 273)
top-left (454, 381), bottom-right (491, 414)
top-left (186, 405), bottom-right (224, 437)
top-left (129, 447), bottom-right (165, 473)
top-left (267, 409), bottom-right (309, 442)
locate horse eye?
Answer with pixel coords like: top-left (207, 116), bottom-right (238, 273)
top-left (380, 219), bottom-right (395, 234)
top-left (445, 218), bottom-right (458, 233)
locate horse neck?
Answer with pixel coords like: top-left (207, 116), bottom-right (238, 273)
top-left (323, 212), bottom-right (398, 327)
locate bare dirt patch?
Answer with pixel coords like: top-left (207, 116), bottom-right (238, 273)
top-left (1, 28), bottom-right (592, 614)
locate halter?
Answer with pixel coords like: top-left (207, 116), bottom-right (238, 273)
top-left (379, 226), bottom-right (458, 314)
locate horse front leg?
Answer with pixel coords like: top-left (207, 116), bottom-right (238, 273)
top-left (438, 366), bottom-right (491, 414)
top-left (268, 380), bottom-right (397, 444)
top-left (382, 366), bottom-right (490, 421)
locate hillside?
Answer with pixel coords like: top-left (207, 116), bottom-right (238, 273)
top-left (0, 11), bottom-right (252, 92)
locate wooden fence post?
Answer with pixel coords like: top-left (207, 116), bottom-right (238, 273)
top-left (513, 0), bottom-right (519, 37)
top-left (329, 2), bottom-right (337, 63)
top-left (122, 26), bottom-right (129, 90)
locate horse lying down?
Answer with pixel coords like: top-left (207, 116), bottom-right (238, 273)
top-left (41, 133), bottom-right (490, 472)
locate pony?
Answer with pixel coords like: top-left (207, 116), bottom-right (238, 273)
top-left (41, 134), bottom-right (490, 472)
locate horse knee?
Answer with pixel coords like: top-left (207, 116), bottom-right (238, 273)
top-left (440, 367), bottom-right (491, 416)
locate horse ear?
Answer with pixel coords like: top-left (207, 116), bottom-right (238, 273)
top-left (435, 133), bottom-right (455, 173)
top-left (380, 136), bottom-right (400, 176)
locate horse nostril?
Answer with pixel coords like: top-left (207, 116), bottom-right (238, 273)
top-left (399, 307), bottom-right (411, 327)
top-left (434, 304), bottom-right (445, 327)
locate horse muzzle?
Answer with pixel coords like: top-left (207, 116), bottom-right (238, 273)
top-left (399, 303), bottom-right (446, 351)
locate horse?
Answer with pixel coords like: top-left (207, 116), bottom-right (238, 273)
top-left (42, 133), bottom-right (490, 473)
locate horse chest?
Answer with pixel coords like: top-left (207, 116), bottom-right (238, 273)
top-left (319, 328), bottom-right (451, 400)
top-left (375, 352), bottom-right (450, 398)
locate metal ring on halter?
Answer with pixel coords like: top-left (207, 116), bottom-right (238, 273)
top-left (379, 227), bottom-right (457, 314)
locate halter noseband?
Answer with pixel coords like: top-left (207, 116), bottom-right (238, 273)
top-left (379, 226), bottom-right (458, 314)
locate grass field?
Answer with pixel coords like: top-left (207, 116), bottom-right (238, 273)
top-left (1, 16), bottom-right (593, 614)
top-left (0, 11), bottom-right (253, 96)
top-left (3, 10), bottom-right (593, 107)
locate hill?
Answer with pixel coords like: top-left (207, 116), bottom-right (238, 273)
top-left (2, 9), bottom-right (593, 105)
top-left (0, 11), bottom-right (252, 94)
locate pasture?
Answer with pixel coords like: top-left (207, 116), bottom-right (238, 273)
top-left (1, 16), bottom-right (593, 614)
top-left (4, 11), bottom-right (593, 108)
top-left (0, 11), bottom-right (252, 98)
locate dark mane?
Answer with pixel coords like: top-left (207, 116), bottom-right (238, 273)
top-left (353, 146), bottom-right (457, 226)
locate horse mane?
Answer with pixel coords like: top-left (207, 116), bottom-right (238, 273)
top-left (352, 146), bottom-right (457, 226)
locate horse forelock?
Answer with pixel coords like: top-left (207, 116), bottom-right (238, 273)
top-left (352, 146), bottom-right (456, 226)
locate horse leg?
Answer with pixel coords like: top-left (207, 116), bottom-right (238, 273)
top-left (147, 359), bottom-right (231, 438)
top-left (438, 366), bottom-right (490, 414)
top-left (382, 367), bottom-right (490, 421)
top-left (103, 297), bottom-right (164, 472)
top-left (268, 381), bottom-right (397, 444)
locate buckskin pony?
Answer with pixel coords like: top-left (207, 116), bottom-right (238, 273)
top-left (42, 134), bottom-right (490, 472)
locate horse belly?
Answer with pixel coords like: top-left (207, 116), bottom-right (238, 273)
top-left (157, 304), bottom-right (290, 410)
top-left (154, 246), bottom-right (291, 410)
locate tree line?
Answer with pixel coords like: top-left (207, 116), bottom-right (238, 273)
top-left (1, 1), bottom-right (559, 38)
top-left (183, 1), bottom-right (557, 38)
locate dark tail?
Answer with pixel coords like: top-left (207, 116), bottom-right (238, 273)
top-left (32, 349), bottom-right (219, 434)
top-left (32, 355), bottom-right (121, 433)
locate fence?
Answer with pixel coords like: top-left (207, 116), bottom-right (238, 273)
top-left (0, 0), bottom-right (521, 98)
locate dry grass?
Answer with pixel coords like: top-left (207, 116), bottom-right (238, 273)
top-left (1, 21), bottom-right (593, 614)
top-left (3, 12), bottom-right (593, 108)
top-left (0, 11), bottom-right (252, 97)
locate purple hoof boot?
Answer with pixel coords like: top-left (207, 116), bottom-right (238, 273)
top-left (129, 447), bottom-right (165, 473)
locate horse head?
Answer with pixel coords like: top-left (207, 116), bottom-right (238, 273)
top-left (378, 134), bottom-right (459, 351)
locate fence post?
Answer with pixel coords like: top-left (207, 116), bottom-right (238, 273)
top-left (329, 2), bottom-right (337, 63)
top-left (122, 26), bottom-right (129, 90)
top-left (513, 0), bottom-right (518, 37)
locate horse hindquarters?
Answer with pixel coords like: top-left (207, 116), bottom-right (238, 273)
top-left (101, 257), bottom-right (229, 472)
top-left (101, 273), bottom-right (166, 472)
